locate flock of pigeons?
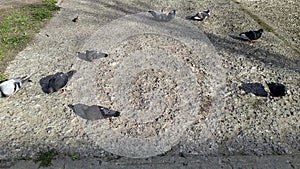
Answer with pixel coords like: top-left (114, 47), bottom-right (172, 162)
top-left (148, 9), bottom-right (264, 42)
top-left (0, 8), bottom-right (286, 120)
top-left (147, 8), bottom-right (285, 98)
top-left (0, 50), bottom-right (119, 120)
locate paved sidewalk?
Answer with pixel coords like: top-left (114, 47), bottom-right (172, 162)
top-left (1, 0), bottom-right (299, 168)
top-left (7, 154), bottom-right (300, 169)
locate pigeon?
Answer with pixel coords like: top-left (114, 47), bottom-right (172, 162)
top-left (239, 82), bottom-right (268, 97)
top-left (72, 16), bottom-right (79, 22)
top-left (77, 50), bottom-right (108, 62)
top-left (266, 82), bottom-right (286, 97)
top-left (239, 29), bottom-right (264, 42)
top-left (187, 10), bottom-right (210, 21)
top-left (39, 70), bottom-right (76, 94)
top-left (68, 104), bottom-right (120, 120)
top-left (148, 9), bottom-right (176, 22)
top-left (0, 76), bottom-right (32, 97)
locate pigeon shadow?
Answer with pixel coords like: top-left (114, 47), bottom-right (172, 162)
top-left (266, 82), bottom-right (286, 97)
top-left (205, 32), bottom-right (300, 73)
top-left (185, 15), bottom-right (195, 20)
top-left (228, 34), bottom-right (249, 42)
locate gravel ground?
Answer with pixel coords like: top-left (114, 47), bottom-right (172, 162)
top-left (0, 0), bottom-right (299, 167)
top-left (0, 0), bottom-right (41, 9)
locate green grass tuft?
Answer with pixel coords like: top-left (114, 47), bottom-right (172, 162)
top-left (0, 0), bottom-right (60, 74)
top-left (34, 149), bottom-right (58, 167)
top-left (70, 154), bottom-right (79, 161)
top-left (0, 74), bottom-right (6, 81)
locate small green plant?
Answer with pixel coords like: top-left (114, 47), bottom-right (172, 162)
top-left (70, 154), bottom-right (79, 161)
top-left (34, 149), bottom-right (58, 167)
top-left (18, 155), bottom-right (32, 161)
top-left (0, 74), bottom-right (6, 81)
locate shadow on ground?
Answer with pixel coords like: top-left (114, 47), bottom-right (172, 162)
top-left (205, 32), bottom-right (300, 73)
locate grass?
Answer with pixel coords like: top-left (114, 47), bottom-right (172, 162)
top-left (34, 149), bottom-right (58, 167)
top-left (70, 154), bottom-right (79, 161)
top-left (0, 0), bottom-right (60, 79)
top-left (18, 155), bottom-right (32, 161)
top-left (0, 74), bottom-right (5, 81)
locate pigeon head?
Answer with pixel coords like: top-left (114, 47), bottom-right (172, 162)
top-left (204, 9), bottom-right (210, 15)
top-left (169, 10), bottom-right (176, 15)
top-left (113, 111), bottom-right (121, 117)
top-left (258, 29), bottom-right (264, 33)
top-left (148, 10), bottom-right (155, 14)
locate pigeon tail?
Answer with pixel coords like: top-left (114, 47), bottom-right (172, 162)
top-left (21, 76), bottom-right (32, 84)
top-left (98, 106), bottom-right (121, 118)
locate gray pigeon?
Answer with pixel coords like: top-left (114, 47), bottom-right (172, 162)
top-left (77, 50), bottom-right (108, 62)
top-left (187, 10), bottom-right (210, 21)
top-left (0, 76), bottom-right (31, 97)
top-left (148, 10), bottom-right (176, 22)
top-left (72, 15), bottom-right (79, 22)
top-left (68, 104), bottom-right (120, 120)
top-left (239, 29), bottom-right (264, 42)
top-left (39, 70), bottom-right (76, 94)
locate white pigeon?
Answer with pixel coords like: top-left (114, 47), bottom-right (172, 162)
top-left (188, 10), bottom-right (210, 21)
top-left (0, 76), bottom-right (31, 97)
top-left (148, 9), bottom-right (176, 22)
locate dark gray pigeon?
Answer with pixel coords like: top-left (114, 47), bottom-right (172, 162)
top-left (239, 82), bottom-right (268, 97)
top-left (0, 76), bottom-right (31, 97)
top-left (68, 104), bottom-right (120, 120)
top-left (239, 29), bottom-right (264, 42)
top-left (77, 50), bottom-right (108, 62)
top-left (72, 15), bottom-right (79, 22)
top-left (39, 70), bottom-right (76, 94)
top-left (266, 82), bottom-right (286, 97)
top-left (148, 9), bottom-right (176, 22)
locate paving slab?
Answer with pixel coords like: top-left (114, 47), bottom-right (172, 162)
top-left (7, 154), bottom-right (300, 169)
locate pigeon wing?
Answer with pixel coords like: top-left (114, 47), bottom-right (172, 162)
top-left (85, 105), bottom-right (106, 120)
top-left (77, 52), bottom-right (89, 61)
top-left (48, 73), bottom-right (68, 92)
top-left (39, 75), bottom-right (55, 93)
top-left (86, 50), bottom-right (108, 61)
top-left (244, 31), bottom-right (256, 40)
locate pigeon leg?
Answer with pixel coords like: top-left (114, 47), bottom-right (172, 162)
top-left (59, 88), bottom-right (71, 94)
top-left (7, 94), bottom-right (14, 99)
top-left (272, 97), bottom-right (282, 101)
top-left (250, 40), bottom-right (260, 43)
